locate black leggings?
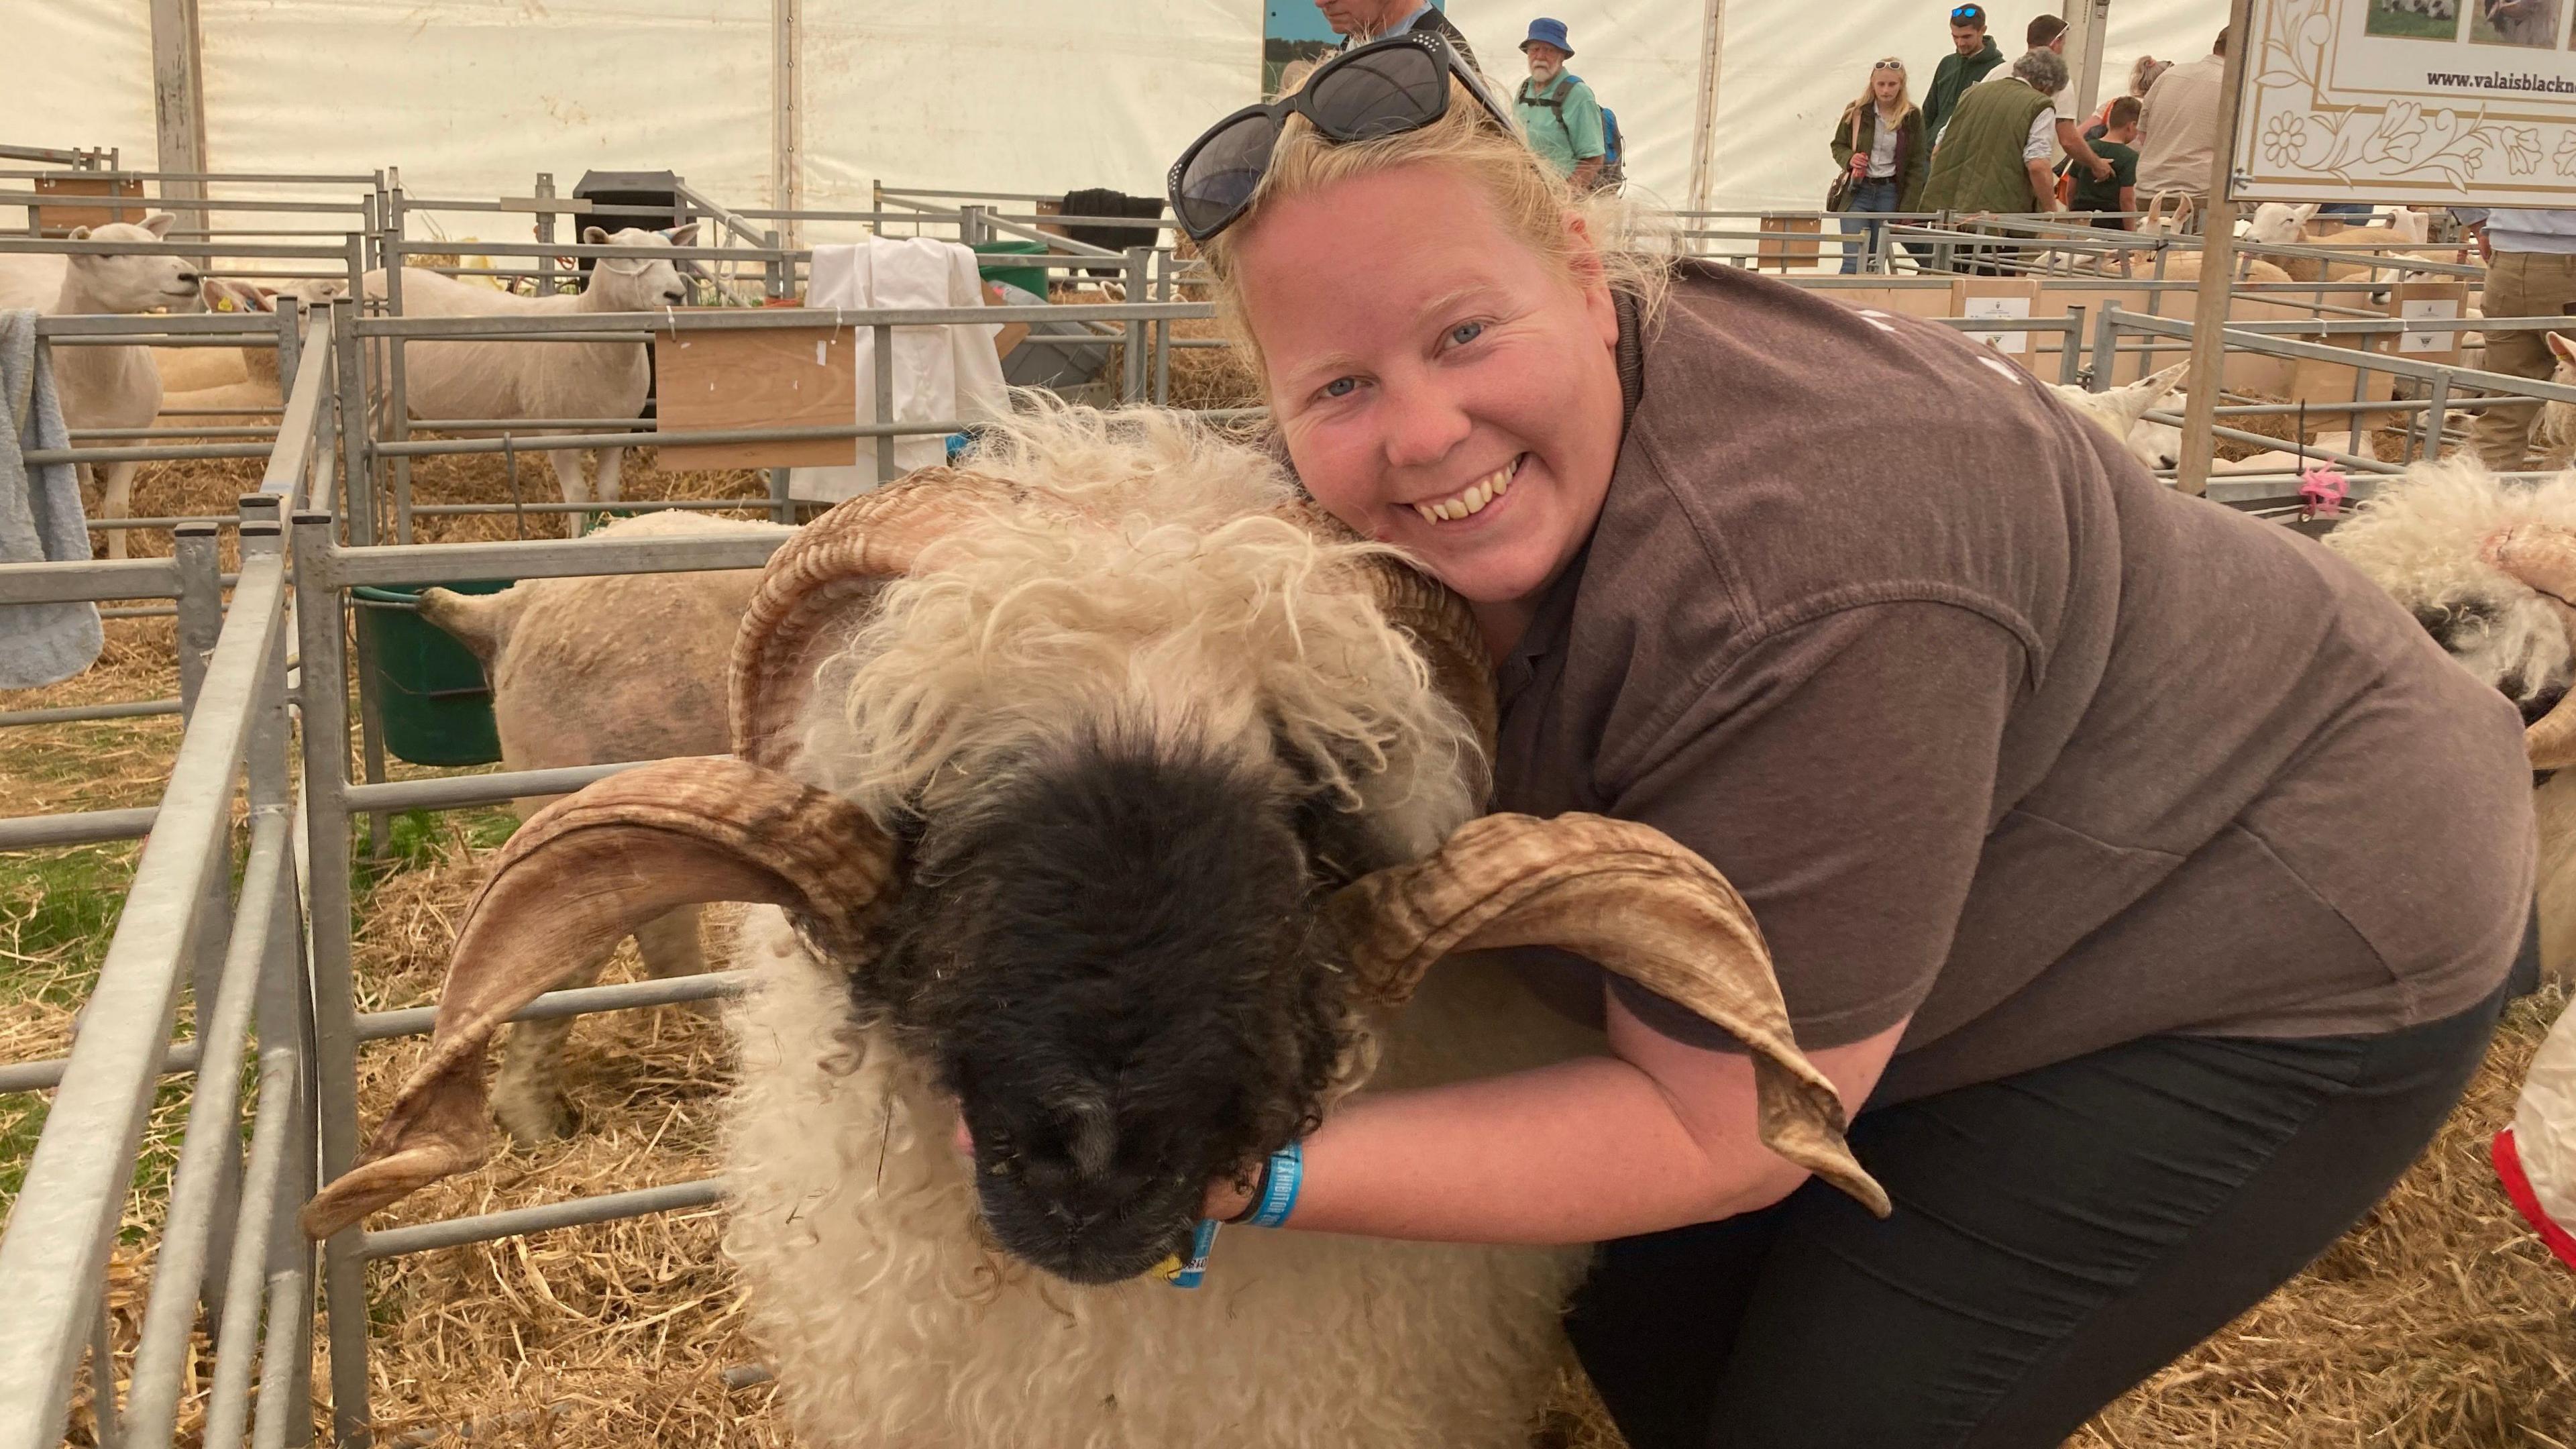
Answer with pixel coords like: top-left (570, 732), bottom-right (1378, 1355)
top-left (1566, 986), bottom-right (2508, 1449)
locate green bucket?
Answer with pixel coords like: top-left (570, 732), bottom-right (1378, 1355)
top-left (354, 580), bottom-right (512, 767)
top-left (971, 239), bottom-right (1051, 301)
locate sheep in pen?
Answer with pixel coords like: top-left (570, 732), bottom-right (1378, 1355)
top-left (301, 405), bottom-right (1884, 1448)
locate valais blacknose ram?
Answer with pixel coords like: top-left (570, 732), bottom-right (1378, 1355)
top-left (304, 405), bottom-right (1884, 1448)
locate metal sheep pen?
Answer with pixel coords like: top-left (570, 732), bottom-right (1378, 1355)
top-left (0, 315), bottom-right (341, 1449)
top-left (11, 181), bottom-right (2576, 1444)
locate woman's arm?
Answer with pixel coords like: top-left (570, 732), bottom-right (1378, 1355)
top-left (1203, 1007), bottom-right (1906, 1243)
top-left (1831, 106), bottom-right (1860, 173)
top-left (1205, 602), bottom-right (2028, 1246)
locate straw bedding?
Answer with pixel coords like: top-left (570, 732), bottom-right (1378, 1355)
top-left (5, 450), bottom-right (2571, 1446)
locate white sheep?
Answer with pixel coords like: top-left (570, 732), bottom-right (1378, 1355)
top-left (2326, 460), bottom-right (2576, 975)
top-left (2051, 360), bottom-right (2189, 471)
top-left (0, 213), bottom-right (202, 559)
top-left (365, 225), bottom-right (696, 535)
top-left (304, 405), bottom-right (1884, 1447)
top-left (415, 510), bottom-right (794, 1144)
top-left (152, 280), bottom-right (347, 428)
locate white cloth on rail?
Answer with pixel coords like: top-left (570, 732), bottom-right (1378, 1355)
top-left (789, 237), bottom-right (1010, 502)
top-left (0, 308), bottom-right (103, 689)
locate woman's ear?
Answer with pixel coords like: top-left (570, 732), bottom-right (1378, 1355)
top-left (1566, 211), bottom-right (1619, 350)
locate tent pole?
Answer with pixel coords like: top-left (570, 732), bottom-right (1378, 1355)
top-left (1686, 0), bottom-right (1727, 214)
top-left (2070, 0), bottom-right (2111, 130)
top-left (148, 0), bottom-right (209, 208)
top-left (2176, 0), bottom-right (2257, 498)
top-left (772, 0), bottom-right (802, 250)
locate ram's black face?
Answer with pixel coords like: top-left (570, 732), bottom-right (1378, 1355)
top-left (859, 729), bottom-right (1353, 1285)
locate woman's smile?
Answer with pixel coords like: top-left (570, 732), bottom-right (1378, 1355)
top-left (1401, 453), bottom-right (1524, 527)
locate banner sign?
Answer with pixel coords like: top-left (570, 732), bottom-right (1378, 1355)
top-left (2233, 0), bottom-right (2576, 204)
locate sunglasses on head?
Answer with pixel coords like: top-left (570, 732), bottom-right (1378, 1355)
top-left (1166, 32), bottom-right (1517, 245)
top-left (1951, 5), bottom-right (1985, 21)
top-left (1874, 58), bottom-right (1905, 70)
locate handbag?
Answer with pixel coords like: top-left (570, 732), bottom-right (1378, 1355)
top-left (1827, 107), bottom-right (1864, 211)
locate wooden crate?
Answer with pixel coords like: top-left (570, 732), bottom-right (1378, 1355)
top-left (653, 322), bottom-right (859, 469)
top-left (33, 174), bottom-right (147, 235)
top-left (1757, 215), bottom-right (1823, 272)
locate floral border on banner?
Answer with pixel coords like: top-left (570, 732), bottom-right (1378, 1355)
top-left (2233, 0), bottom-right (2576, 204)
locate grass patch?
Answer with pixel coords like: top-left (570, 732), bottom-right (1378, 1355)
top-left (354, 806), bottom-right (519, 899)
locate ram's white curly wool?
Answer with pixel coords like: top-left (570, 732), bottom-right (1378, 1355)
top-left (2327, 460), bottom-right (2576, 704)
top-left (716, 403), bottom-right (1601, 1445)
top-left (721, 907), bottom-right (1597, 1449)
top-left (797, 401), bottom-right (1485, 861)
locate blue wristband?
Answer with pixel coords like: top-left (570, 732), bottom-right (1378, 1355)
top-left (1161, 1216), bottom-right (1221, 1289)
top-left (1248, 1140), bottom-right (1303, 1228)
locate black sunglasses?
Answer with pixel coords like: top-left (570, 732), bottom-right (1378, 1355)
top-left (1166, 32), bottom-right (1517, 244)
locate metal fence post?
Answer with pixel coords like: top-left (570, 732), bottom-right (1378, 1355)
top-left (873, 322), bottom-right (898, 486)
top-left (272, 299), bottom-right (301, 413)
top-left (2422, 371), bottom-right (2452, 463)
top-left (1122, 246), bottom-right (1150, 403)
top-left (2092, 303), bottom-right (2123, 391)
top-left (1152, 250), bottom-right (1173, 405)
top-left (380, 183), bottom-right (412, 545)
top-left (173, 519), bottom-right (246, 1329)
top-left (533, 171), bottom-right (556, 296)
top-left (290, 511), bottom-right (372, 1448)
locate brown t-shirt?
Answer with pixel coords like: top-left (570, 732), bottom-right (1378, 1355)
top-left (1495, 262), bottom-right (2534, 1104)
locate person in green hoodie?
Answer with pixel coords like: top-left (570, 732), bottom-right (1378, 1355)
top-left (1923, 3), bottom-right (2005, 146)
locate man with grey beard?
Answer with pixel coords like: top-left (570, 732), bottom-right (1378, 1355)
top-left (1314, 0), bottom-right (1481, 68)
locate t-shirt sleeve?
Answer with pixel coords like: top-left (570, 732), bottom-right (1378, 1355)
top-left (2024, 109), bottom-right (2057, 161)
top-left (2114, 146), bottom-right (2139, 187)
top-left (1598, 600), bottom-right (2025, 1052)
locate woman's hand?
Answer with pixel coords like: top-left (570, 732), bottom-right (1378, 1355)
top-left (1849, 153), bottom-right (1869, 178)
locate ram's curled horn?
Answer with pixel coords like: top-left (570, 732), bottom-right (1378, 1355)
top-left (1331, 812), bottom-right (1892, 1218)
top-left (729, 468), bottom-right (1025, 767)
top-left (299, 757), bottom-right (895, 1240)
top-left (2485, 523), bottom-right (2576, 769)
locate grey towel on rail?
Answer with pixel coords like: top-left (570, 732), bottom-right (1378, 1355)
top-left (0, 308), bottom-right (104, 690)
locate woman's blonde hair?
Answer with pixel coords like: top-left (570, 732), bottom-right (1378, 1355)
top-left (1854, 58), bottom-right (1913, 119)
top-left (1196, 78), bottom-right (1672, 382)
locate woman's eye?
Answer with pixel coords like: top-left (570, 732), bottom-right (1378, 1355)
top-left (1448, 321), bottom-right (1485, 347)
top-left (1323, 376), bottom-right (1358, 398)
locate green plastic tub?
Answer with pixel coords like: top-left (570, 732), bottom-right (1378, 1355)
top-left (971, 239), bottom-right (1051, 301)
top-left (354, 579), bottom-right (512, 767)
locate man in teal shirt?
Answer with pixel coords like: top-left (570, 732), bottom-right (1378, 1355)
top-left (1514, 18), bottom-right (1605, 190)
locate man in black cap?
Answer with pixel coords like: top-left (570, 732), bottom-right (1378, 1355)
top-left (1923, 4), bottom-right (2005, 146)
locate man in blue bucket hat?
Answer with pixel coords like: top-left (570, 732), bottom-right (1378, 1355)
top-left (1515, 18), bottom-right (1607, 191)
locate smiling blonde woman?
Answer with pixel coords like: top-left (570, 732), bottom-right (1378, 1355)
top-left (1166, 32), bottom-right (2533, 1448)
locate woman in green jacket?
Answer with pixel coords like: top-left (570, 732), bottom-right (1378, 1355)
top-left (1831, 59), bottom-right (1930, 273)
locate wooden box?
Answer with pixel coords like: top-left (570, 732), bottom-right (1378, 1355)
top-left (1758, 215), bottom-right (1823, 272)
top-left (653, 322), bottom-right (858, 469)
top-left (33, 174), bottom-right (148, 236)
